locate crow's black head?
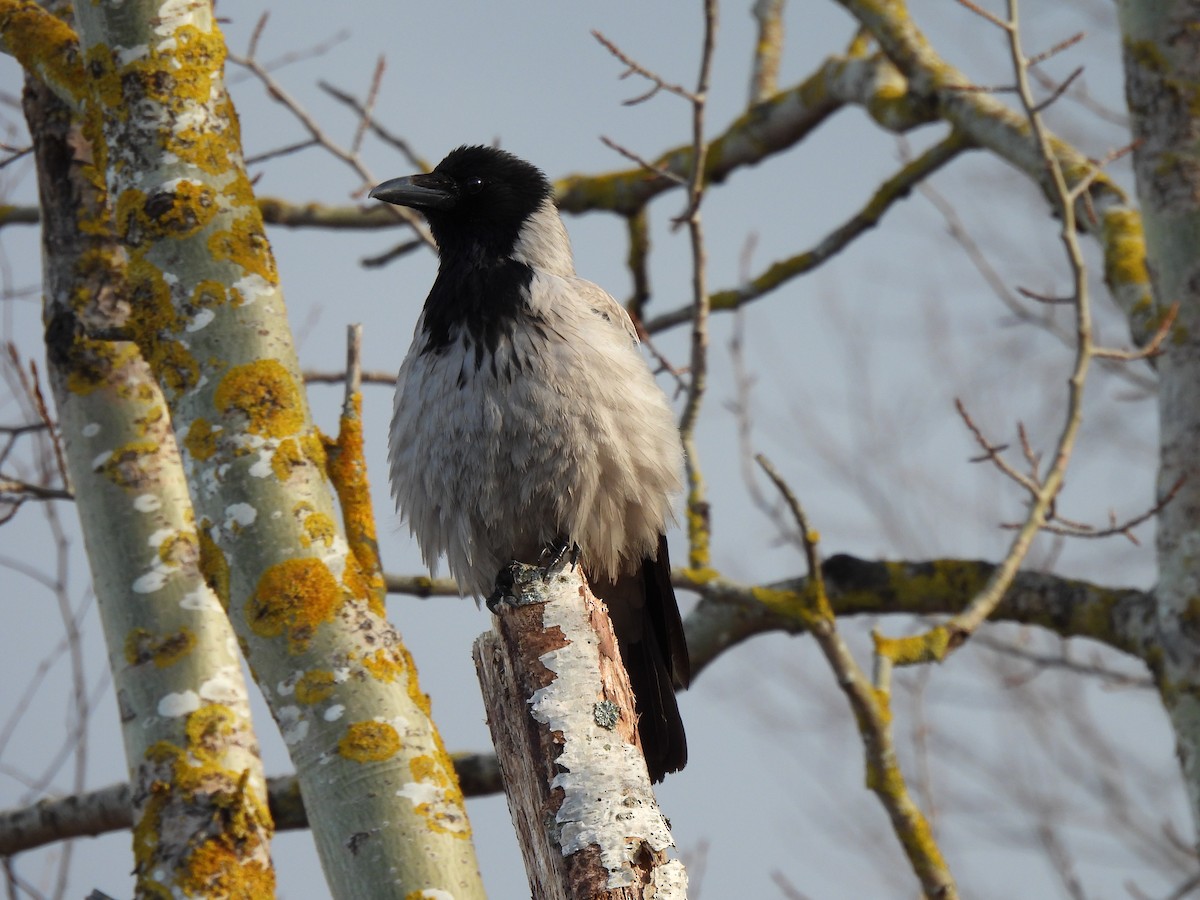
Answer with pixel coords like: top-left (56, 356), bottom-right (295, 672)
top-left (370, 145), bottom-right (553, 258)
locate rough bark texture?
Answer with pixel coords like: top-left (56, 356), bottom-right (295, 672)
top-left (4, 1), bottom-right (487, 896)
top-left (473, 564), bottom-right (686, 900)
top-left (1119, 0), bottom-right (1200, 841)
top-left (23, 71), bottom-right (275, 896)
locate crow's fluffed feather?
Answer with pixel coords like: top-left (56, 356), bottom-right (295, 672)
top-left (373, 145), bottom-right (689, 780)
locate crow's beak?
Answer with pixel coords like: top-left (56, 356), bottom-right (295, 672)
top-left (368, 173), bottom-right (456, 210)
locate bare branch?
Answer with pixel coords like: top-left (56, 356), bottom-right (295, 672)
top-left (591, 29), bottom-right (698, 103)
top-left (643, 130), bottom-right (973, 333)
top-left (318, 81), bottom-right (430, 171)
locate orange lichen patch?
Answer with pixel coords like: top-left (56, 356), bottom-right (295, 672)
top-left (213, 359), bottom-right (305, 439)
top-left (338, 721), bottom-right (401, 763)
top-left (181, 839), bottom-right (274, 899)
top-left (300, 511), bottom-right (335, 549)
top-left (124, 255), bottom-right (200, 395)
top-left (135, 710), bottom-right (275, 897)
top-left (270, 432), bottom-right (329, 483)
top-left (407, 753), bottom-right (470, 836)
top-left (361, 648), bottom-right (406, 683)
top-left (184, 417), bottom-right (219, 461)
top-left (401, 644), bottom-right (433, 720)
top-left (97, 439), bottom-right (162, 489)
top-left (125, 626), bottom-right (197, 668)
top-left (326, 393), bottom-right (386, 612)
top-left (185, 704), bottom-right (238, 757)
top-left (133, 402), bottom-right (168, 436)
top-left (340, 558), bottom-right (374, 612)
top-left (197, 525), bottom-right (230, 607)
top-left (245, 558), bottom-right (343, 654)
top-left (69, 245), bottom-right (127, 311)
top-left (191, 278), bottom-right (227, 310)
top-left (0, 1), bottom-right (85, 103)
top-left (159, 531), bottom-right (199, 569)
top-left (127, 180), bottom-right (219, 242)
top-left (294, 669), bottom-right (336, 705)
top-left (270, 437), bottom-right (305, 481)
top-left (207, 213), bottom-right (278, 286)
top-left (64, 341), bottom-right (141, 397)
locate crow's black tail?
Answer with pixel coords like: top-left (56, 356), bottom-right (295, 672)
top-left (590, 534), bottom-right (689, 782)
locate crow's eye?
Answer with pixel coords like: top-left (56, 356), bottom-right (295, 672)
top-left (462, 177), bottom-right (485, 195)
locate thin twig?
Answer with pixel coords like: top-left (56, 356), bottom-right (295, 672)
top-left (318, 81), bottom-right (430, 171)
top-left (228, 47), bottom-right (435, 249)
top-left (591, 30), bottom-right (698, 103)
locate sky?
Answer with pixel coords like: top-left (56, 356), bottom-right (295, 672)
top-left (0, 1), bottom-right (1191, 898)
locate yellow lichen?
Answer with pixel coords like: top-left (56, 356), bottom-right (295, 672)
top-left (181, 839), bottom-right (274, 900)
top-left (135, 706), bottom-right (275, 897)
top-left (300, 511), bottom-right (335, 549)
top-left (294, 669), bottom-right (336, 705)
top-left (269, 437), bottom-right (305, 482)
top-left (0, 1), bottom-right (86, 103)
top-left (244, 558), bottom-right (343, 653)
top-left (125, 626), bottom-right (197, 668)
top-left (158, 531), bottom-right (199, 569)
top-left (207, 212), bottom-right (278, 286)
top-left (183, 417), bottom-right (219, 462)
top-left (97, 440), bottom-right (161, 489)
top-left (213, 359), bottom-right (305, 439)
top-left (326, 393), bottom-right (386, 612)
top-left (406, 753), bottom-right (470, 836)
top-left (338, 720), bottom-right (401, 763)
top-left (124, 254), bottom-right (199, 395)
top-left (401, 644), bottom-right (433, 720)
top-left (873, 627), bottom-right (951, 666)
top-left (64, 341), bottom-right (141, 397)
top-left (115, 184), bottom-right (214, 247)
top-left (361, 648), bottom-right (406, 683)
top-left (197, 524), bottom-right (230, 607)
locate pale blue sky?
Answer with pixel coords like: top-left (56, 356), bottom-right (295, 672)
top-left (0, 2), bottom-right (1185, 898)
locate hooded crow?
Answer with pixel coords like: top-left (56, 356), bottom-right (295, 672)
top-left (371, 145), bottom-right (688, 781)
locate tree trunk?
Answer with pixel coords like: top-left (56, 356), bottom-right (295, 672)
top-left (474, 564), bottom-right (687, 900)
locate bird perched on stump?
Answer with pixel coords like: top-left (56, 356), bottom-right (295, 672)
top-left (370, 145), bottom-right (689, 781)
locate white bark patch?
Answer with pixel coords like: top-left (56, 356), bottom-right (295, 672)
top-left (186, 307), bottom-right (215, 333)
top-left (279, 706), bottom-right (309, 745)
top-left (224, 502), bottom-right (257, 530)
top-left (396, 781), bottom-right (441, 807)
top-left (115, 44), bottom-right (149, 66)
top-left (154, 0), bottom-right (206, 35)
top-left (132, 568), bottom-right (168, 594)
top-left (179, 589), bottom-right (221, 612)
top-left (82, 423), bottom-right (101, 438)
top-left (406, 888), bottom-right (454, 900)
top-left (232, 273), bottom-right (273, 305)
top-left (199, 668), bottom-right (244, 704)
top-left (323, 704), bottom-right (345, 722)
top-left (158, 690), bottom-right (201, 717)
top-left (147, 528), bottom-right (175, 548)
top-left (132, 494), bottom-right (162, 513)
top-left (248, 448), bottom-right (275, 478)
top-left (276, 671), bottom-right (302, 696)
top-left (529, 576), bottom-right (678, 890)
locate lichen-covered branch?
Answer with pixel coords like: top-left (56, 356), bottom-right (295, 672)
top-left (835, 0), bottom-right (1157, 345)
top-left (1117, 0), bottom-right (1200, 845)
top-left (0, 755), bottom-right (504, 857)
top-left (12, 1), bottom-right (486, 896)
top-left (644, 129), bottom-right (975, 333)
top-left (23, 69), bottom-right (274, 896)
top-left (678, 556), bottom-right (1156, 680)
